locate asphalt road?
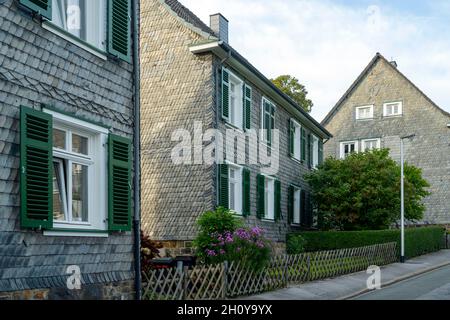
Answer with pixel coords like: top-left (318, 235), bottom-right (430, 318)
top-left (354, 265), bottom-right (450, 300)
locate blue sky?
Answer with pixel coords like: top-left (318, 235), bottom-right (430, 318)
top-left (179, 0), bottom-right (450, 121)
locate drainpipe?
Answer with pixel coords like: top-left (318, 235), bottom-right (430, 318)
top-left (131, 0), bottom-right (141, 300)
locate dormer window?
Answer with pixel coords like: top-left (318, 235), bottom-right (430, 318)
top-left (383, 101), bottom-right (403, 117)
top-left (355, 105), bottom-right (374, 120)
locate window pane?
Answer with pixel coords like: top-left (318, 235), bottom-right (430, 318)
top-left (53, 161), bottom-right (67, 221)
top-left (72, 134), bottom-right (88, 155)
top-left (52, 0), bottom-right (106, 50)
top-left (53, 129), bottom-right (66, 149)
top-left (72, 163), bottom-right (88, 222)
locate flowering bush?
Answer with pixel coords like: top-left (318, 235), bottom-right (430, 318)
top-left (194, 208), bottom-right (272, 271)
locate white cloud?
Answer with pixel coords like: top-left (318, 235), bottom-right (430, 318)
top-left (179, 0), bottom-right (450, 121)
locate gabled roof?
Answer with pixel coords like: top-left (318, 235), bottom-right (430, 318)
top-left (321, 53), bottom-right (450, 126)
top-left (164, 0), bottom-right (216, 36)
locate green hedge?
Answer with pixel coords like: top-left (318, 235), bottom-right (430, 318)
top-left (287, 226), bottom-right (445, 259)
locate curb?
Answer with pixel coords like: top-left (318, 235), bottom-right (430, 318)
top-left (339, 261), bottom-right (450, 300)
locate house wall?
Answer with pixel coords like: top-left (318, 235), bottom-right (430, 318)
top-left (140, 0), bottom-right (320, 254)
top-left (140, 0), bottom-right (216, 248)
top-left (324, 58), bottom-right (450, 224)
top-left (214, 59), bottom-right (316, 246)
top-left (0, 0), bottom-right (135, 299)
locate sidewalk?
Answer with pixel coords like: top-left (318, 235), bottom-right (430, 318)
top-left (242, 250), bottom-right (450, 300)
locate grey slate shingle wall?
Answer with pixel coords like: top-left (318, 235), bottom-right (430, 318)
top-left (323, 57), bottom-right (450, 225)
top-left (0, 0), bottom-right (135, 292)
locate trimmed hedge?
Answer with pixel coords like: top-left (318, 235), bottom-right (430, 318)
top-left (287, 226), bottom-right (445, 259)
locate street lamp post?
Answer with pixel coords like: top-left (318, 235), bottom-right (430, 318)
top-left (400, 134), bottom-right (415, 263)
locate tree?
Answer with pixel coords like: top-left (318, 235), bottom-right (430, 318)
top-left (305, 149), bottom-right (430, 231)
top-left (271, 75), bottom-right (313, 113)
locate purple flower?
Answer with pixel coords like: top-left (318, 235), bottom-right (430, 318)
top-left (205, 249), bottom-right (217, 257)
top-left (219, 249), bottom-right (226, 255)
top-left (251, 227), bottom-right (264, 236)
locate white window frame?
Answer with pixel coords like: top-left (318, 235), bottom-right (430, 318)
top-left (292, 187), bottom-right (301, 225)
top-left (42, 0), bottom-right (108, 59)
top-left (226, 70), bottom-right (244, 130)
top-left (264, 176), bottom-right (275, 221)
top-left (362, 138), bottom-right (381, 151)
top-left (291, 119), bottom-right (301, 161)
top-left (43, 108), bottom-right (109, 233)
top-left (312, 134), bottom-right (319, 168)
top-left (383, 101), bottom-right (403, 117)
top-left (227, 162), bottom-right (243, 216)
top-left (355, 105), bottom-right (374, 120)
top-left (340, 141), bottom-right (358, 159)
top-left (261, 97), bottom-right (276, 146)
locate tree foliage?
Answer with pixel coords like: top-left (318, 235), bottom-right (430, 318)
top-left (271, 75), bottom-right (313, 113)
top-left (305, 149), bottom-right (430, 231)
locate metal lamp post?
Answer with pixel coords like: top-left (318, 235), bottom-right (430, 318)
top-left (400, 134), bottom-right (415, 263)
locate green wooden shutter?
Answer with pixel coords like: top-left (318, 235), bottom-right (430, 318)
top-left (20, 106), bottom-right (53, 229)
top-left (222, 68), bottom-right (230, 120)
top-left (242, 168), bottom-right (250, 216)
top-left (287, 186), bottom-right (294, 225)
top-left (289, 119), bottom-right (294, 157)
top-left (300, 189), bottom-right (306, 226)
top-left (244, 84), bottom-right (252, 130)
top-left (301, 127), bottom-right (306, 162)
top-left (108, 134), bottom-right (132, 231)
top-left (307, 133), bottom-right (312, 168)
top-left (218, 164), bottom-right (229, 208)
top-left (19, 0), bottom-right (52, 20)
top-left (306, 192), bottom-right (313, 227)
top-left (256, 174), bottom-right (265, 219)
top-left (318, 139), bottom-right (324, 165)
top-left (274, 180), bottom-right (281, 221)
top-left (108, 0), bottom-right (131, 62)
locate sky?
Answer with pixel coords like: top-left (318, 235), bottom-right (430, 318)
top-left (179, 0), bottom-right (450, 122)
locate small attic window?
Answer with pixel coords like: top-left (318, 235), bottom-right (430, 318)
top-left (383, 101), bottom-right (403, 117)
top-left (355, 105), bottom-right (374, 120)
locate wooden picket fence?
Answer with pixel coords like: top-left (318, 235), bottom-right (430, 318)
top-left (142, 242), bottom-right (398, 300)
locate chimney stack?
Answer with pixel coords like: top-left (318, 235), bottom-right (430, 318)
top-left (210, 13), bottom-right (229, 43)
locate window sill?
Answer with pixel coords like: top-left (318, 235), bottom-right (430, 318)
top-left (42, 22), bottom-right (108, 61)
top-left (43, 230), bottom-right (109, 238)
top-left (224, 122), bottom-right (244, 133)
top-left (261, 219), bottom-right (275, 223)
top-left (355, 118), bottom-right (374, 121)
top-left (383, 115), bottom-right (403, 119)
top-left (290, 156), bottom-right (302, 165)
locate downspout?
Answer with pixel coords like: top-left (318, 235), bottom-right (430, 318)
top-left (131, 0), bottom-right (141, 301)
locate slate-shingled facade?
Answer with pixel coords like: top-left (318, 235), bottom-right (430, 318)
top-left (140, 0), bottom-right (331, 255)
top-left (0, 0), bottom-right (137, 299)
top-left (322, 53), bottom-right (450, 225)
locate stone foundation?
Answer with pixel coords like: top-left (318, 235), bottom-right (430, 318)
top-left (0, 280), bottom-right (135, 300)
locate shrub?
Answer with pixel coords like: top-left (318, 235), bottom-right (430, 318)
top-left (287, 226), bottom-right (445, 259)
top-left (193, 208), bottom-right (271, 271)
top-left (305, 149), bottom-right (430, 230)
top-left (286, 234), bottom-right (307, 254)
top-left (141, 230), bottom-right (163, 274)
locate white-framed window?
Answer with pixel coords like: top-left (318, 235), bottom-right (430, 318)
top-left (293, 187), bottom-right (301, 225)
top-left (227, 71), bottom-right (244, 129)
top-left (46, 109), bottom-right (108, 231)
top-left (228, 164), bottom-right (243, 215)
top-left (261, 97), bottom-right (275, 145)
top-left (362, 138), bottom-right (381, 151)
top-left (383, 101), bottom-right (403, 117)
top-left (292, 119), bottom-right (301, 160)
top-left (264, 176), bottom-right (275, 220)
top-left (355, 105), bottom-right (374, 120)
top-left (312, 135), bottom-right (319, 168)
top-left (340, 141), bottom-right (358, 159)
top-left (49, 0), bottom-right (107, 51)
